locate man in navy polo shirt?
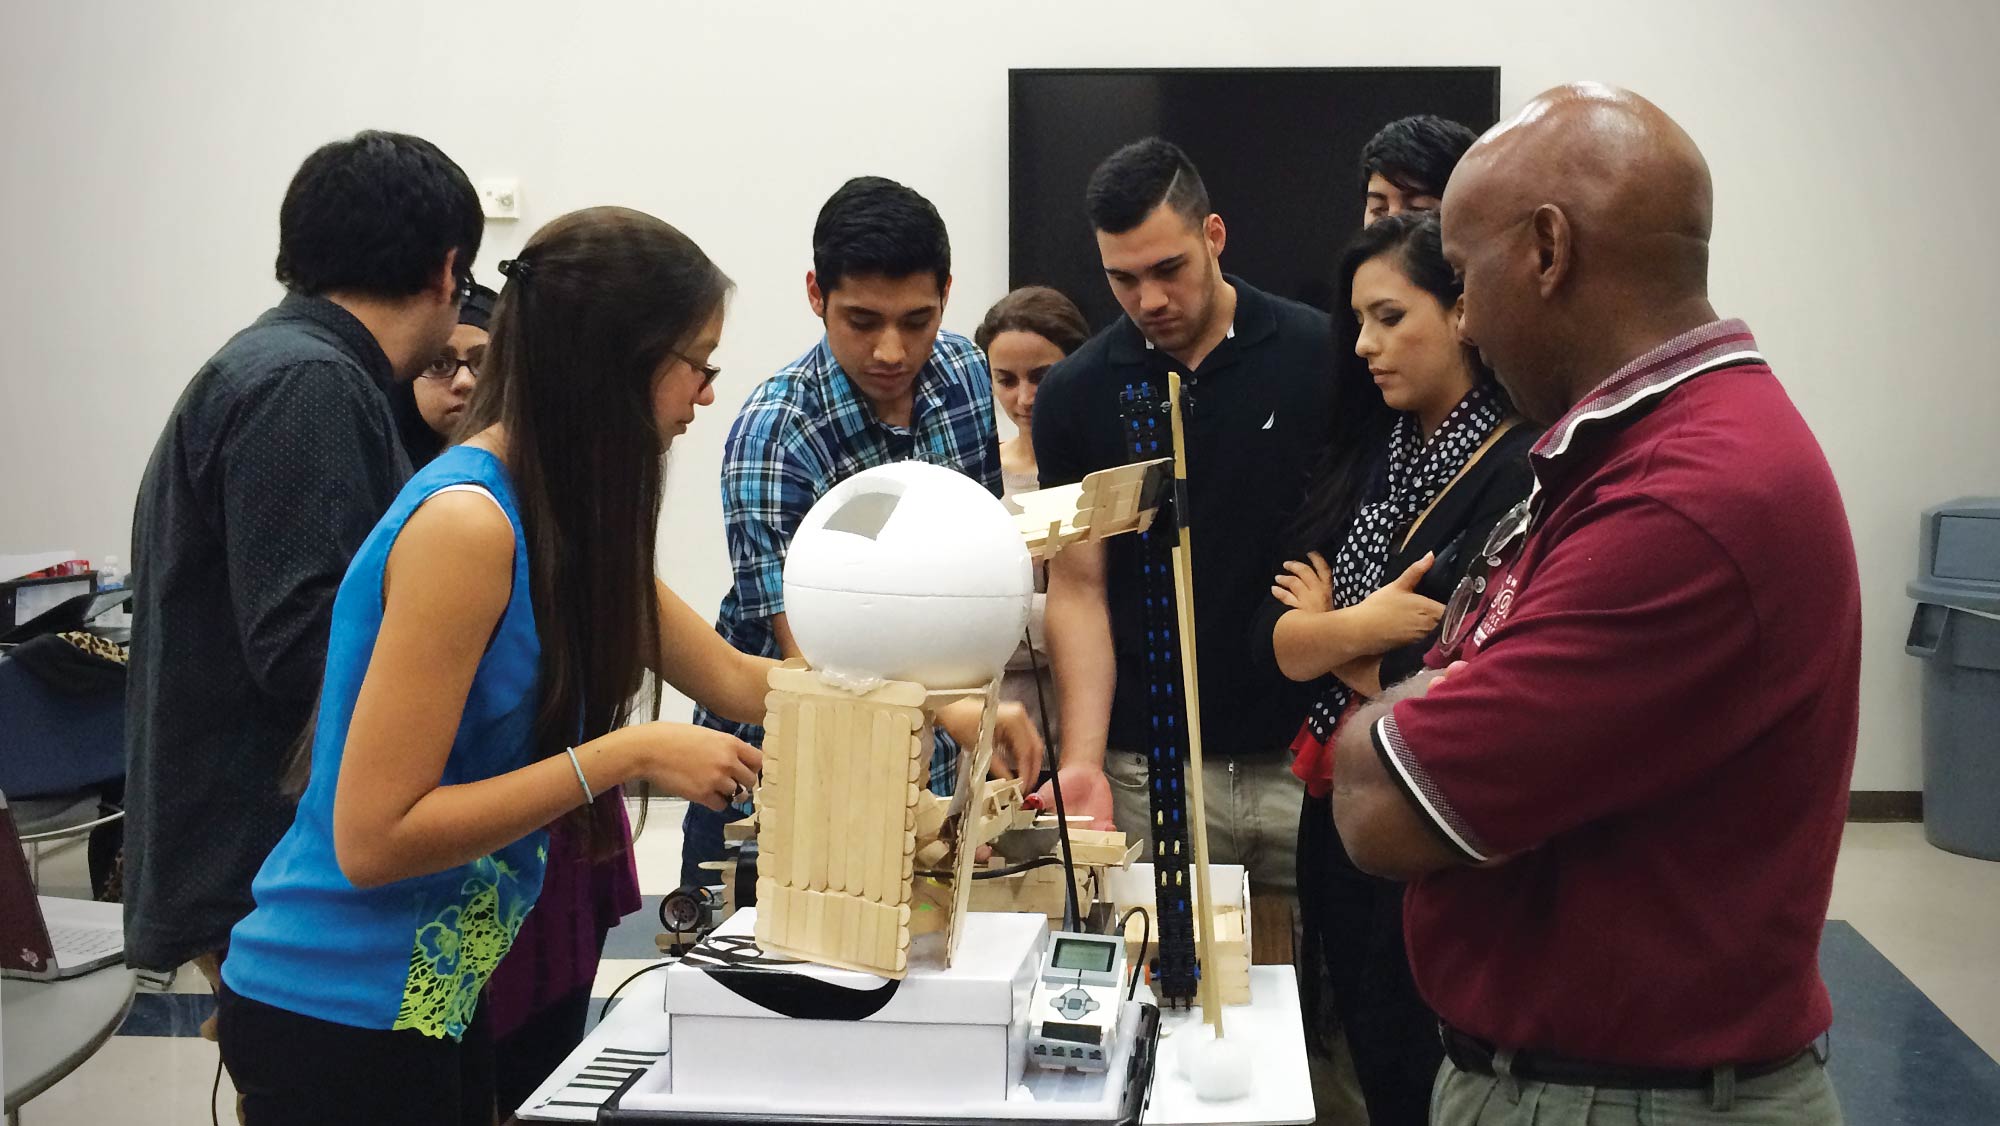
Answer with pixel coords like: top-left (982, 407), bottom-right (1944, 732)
top-left (1330, 84), bottom-right (1858, 1123)
top-left (1033, 136), bottom-right (1334, 908)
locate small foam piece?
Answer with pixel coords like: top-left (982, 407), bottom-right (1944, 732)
top-left (1178, 1029), bottom-right (1254, 1102)
top-left (815, 666), bottom-right (887, 695)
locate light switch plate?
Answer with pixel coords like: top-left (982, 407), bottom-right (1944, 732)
top-left (480, 178), bottom-right (521, 221)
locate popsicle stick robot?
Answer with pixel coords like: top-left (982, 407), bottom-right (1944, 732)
top-left (752, 376), bottom-right (1230, 1042)
top-left (753, 665), bottom-right (989, 977)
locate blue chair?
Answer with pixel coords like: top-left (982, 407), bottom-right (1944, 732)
top-left (0, 648), bottom-right (125, 887)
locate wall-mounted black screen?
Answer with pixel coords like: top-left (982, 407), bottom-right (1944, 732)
top-left (1010, 67), bottom-right (1501, 329)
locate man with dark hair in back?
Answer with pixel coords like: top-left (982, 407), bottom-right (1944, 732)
top-left (681, 176), bottom-right (1039, 886)
top-left (1032, 136), bottom-right (1335, 959)
top-left (125, 131), bottom-right (483, 1004)
top-left (1361, 114), bottom-right (1479, 225)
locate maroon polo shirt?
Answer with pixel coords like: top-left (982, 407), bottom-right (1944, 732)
top-left (1373, 319), bottom-right (1861, 1069)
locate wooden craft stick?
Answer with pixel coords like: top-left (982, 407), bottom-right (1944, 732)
top-left (796, 701), bottom-right (825, 891)
top-left (804, 886), bottom-right (827, 951)
top-left (857, 893), bottom-right (881, 964)
top-left (759, 879), bottom-right (787, 949)
top-left (861, 710), bottom-right (890, 903)
top-left (758, 695), bottom-right (792, 869)
top-left (892, 903), bottom-right (913, 972)
top-left (826, 701), bottom-right (852, 895)
top-left (1170, 369), bottom-right (1225, 1038)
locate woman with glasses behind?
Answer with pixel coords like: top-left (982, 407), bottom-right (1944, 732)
top-left (391, 282), bottom-right (497, 466)
top-left (1254, 212), bottom-right (1538, 1126)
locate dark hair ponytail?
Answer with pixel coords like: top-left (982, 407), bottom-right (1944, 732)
top-left (462, 206), bottom-right (732, 853)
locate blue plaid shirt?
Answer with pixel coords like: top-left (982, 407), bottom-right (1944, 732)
top-left (694, 329), bottom-right (1003, 797)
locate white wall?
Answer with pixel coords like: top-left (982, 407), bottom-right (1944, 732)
top-left (3, 0), bottom-right (1996, 790)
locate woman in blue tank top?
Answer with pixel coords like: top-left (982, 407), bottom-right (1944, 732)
top-left (218, 206), bottom-right (771, 1126)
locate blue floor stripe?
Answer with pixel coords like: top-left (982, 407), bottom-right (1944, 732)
top-left (1820, 920), bottom-right (2000, 1122)
top-left (118, 992), bottom-right (214, 1038)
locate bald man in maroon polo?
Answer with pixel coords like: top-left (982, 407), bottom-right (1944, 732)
top-left (1328, 84), bottom-right (1859, 1124)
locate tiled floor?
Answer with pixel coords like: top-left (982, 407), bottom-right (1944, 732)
top-left (9, 807), bottom-right (1999, 1123)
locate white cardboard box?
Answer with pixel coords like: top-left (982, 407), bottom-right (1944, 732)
top-left (664, 908), bottom-right (1048, 1106)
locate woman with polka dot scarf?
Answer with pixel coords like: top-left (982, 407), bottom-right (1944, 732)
top-left (1260, 212), bottom-right (1540, 1126)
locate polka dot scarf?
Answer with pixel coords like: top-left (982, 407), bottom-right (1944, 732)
top-left (1305, 383), bottom-right (1506, 741)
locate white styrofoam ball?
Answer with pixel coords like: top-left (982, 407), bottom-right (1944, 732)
top-left (784, 461), bottom-right (1033, 689)
top-left (1185, 1033), bottom-right (1255, 1102)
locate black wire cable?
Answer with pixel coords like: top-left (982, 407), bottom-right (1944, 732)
top-left (598, 961), bottom-right (675, 1023)
top-left (916, 855), bottom-right (1067, 880)
top-left (1117, 906), bottom-right (1151, 1001)
top-left (211, 1052), bottom-right (223, 1126)
top-left (1021, 625), bottom-right (1081, 933)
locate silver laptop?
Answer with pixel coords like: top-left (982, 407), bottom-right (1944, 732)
top-left (0, 791), bottom-right (126, 980)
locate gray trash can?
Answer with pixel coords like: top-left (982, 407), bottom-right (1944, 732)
top-left (1906, 497), bottom-right (2000, 860)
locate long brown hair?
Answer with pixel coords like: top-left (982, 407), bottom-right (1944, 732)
top-left (460, 206), bottom-right (732, 852)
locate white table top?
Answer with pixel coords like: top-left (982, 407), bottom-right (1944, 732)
top-left (2, 967), bottom-right (139, 1113)
top-left (1142, 969), bottom-right (1315, 1125)
top-left (519, 963), bottom-right (1312, 1125)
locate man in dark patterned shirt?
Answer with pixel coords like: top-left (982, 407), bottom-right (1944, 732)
top-left (681, 176), bottom-right (1038, 887)
top-left (124, 132), bottom-right (484, 986)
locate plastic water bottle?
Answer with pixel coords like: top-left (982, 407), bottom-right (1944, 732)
top-left (97, 554), bottom-right (126, 591)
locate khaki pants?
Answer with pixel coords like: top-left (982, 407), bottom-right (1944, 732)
top-left (1106, 749), bottom-right (1302, 962)
top-left (1431, 1051), bottom-right (1843, 1125)
top-left (1105, 749), bottom-right (1300, 893)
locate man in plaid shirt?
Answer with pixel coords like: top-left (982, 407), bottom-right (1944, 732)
top-left (682, 176), bottom-right (1043, 887)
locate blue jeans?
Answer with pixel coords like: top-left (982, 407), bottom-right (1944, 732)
top-left (679, 801), bottom-right (748, 889)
